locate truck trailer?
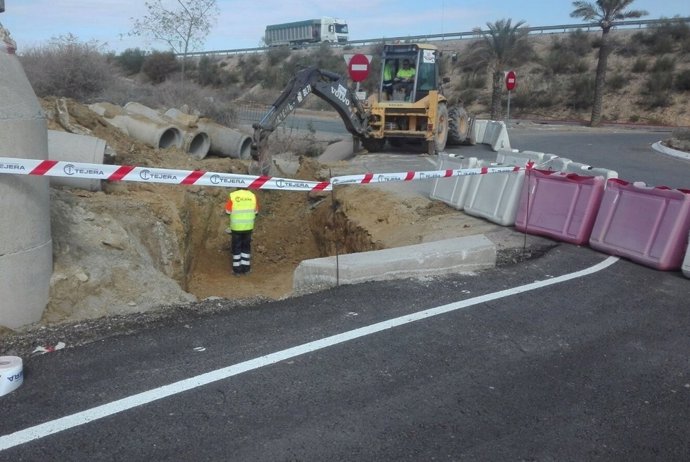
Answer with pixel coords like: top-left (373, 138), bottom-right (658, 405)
top-left (264, 17), bottom-right (348, 47)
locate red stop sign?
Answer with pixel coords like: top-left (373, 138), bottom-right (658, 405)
top-left (348, 54), bottom-right (370, 82)
top-left (505, 70), bottom-right (517, 91)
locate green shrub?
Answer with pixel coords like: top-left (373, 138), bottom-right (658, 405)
top-left (615, 34), bottom-right (643, 58)
top-left (457, 88), bottom-right (481, 106)
top-left (196, 56), bottom-right (224, 87)
top-left (457, 73), bottom-right (486, 89)
top-left (640, 72), bottom-right (673, 108)
top-left (310, 43), bottom-right (346, 73)
top-left (116, 48), bottom-right (147, 75)
top-left (643, 32), bottom-right (675, 55)
top-left (512, 87), bottom-right (558, 109)
top-left (564, 29), bottom-right (593, 57)
top-left (651, 56), bottom-right (675, 73)
top-left (544, 36), bottom-right (589, 74)
top-left (266, 46), bottom-right (291, 66)
top-left (607, 72), bottom-right (626, 91)
top-left (512, 77), bottom-right (566, 111)
top-left (19, 34), bottom-right (116, 100)
top-left (643, 72), bottom-right (674, 93)
top-left (568, 76), bottom-right (593, 110)
top-left (674, 70), bottom-right (690, 91)
top-left (238, 54), bottom-right (263, 84)
top-left (141, 51), bottom-right (179, 83)
top-left (636, 18), bottom-right (690, 55)
top-left (631, 58), bottom-right (647, 73)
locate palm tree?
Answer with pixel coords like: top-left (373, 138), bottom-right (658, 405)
top-left (570, 0), bottom-right (648, 126)
top-left (470, 19), bottom-right (532, 120)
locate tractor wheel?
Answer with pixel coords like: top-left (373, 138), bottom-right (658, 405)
top-left (362, 138), bottom-right (386, 153)
top-left (430, 103), bottom-right (449, 154)
top-left (448, 106), bottom-right (471, 145)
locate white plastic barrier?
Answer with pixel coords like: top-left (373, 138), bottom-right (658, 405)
top-left (463, 160), bottom-right (525, 226)
top-left (561, 161), bottom-right (618, 180)
top-left (470, 120), bottom-right (510, 150)
top-left (471, 119), bottom-right (488, 144)
top-left (682, 231), bottom-right (690, 278)
top-left (496, 149), bottom-right (557, 169)
top-left (429, 154), bottom-right (479, 210)
top-left (546, 157), bottom-right (572, 172)
top-left (487, 121), bottom-right (511, 151)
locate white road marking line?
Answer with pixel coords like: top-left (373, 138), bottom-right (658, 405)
top-left (0, 256), bottom-right (618, 451)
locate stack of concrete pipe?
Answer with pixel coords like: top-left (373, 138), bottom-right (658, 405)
top-left (0, 37), bottom-right (52, 328)
top-left (89, 102), bottom-right (184, 152)
top-left (89, 102), bottom-right (251, 160)
top-left (164, 108), bottom-right (252, 160)
top-left (122, 102), bottom-right (210, 159)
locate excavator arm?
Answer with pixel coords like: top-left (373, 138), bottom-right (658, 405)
top-left (250, 66), bottom-right (371, 175)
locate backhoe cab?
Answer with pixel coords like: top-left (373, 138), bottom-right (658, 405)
top-left (361, 43), bottom-right (471, 155)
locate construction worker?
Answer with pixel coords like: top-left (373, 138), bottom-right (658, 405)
top-left (382, 60), bottom-right (395, 100)
top-left (225, 188), bottom-right (259, 276)
top-left (394, 59), bottom-right (416, 100)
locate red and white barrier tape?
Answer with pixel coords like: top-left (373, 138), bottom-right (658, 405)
top-left (0, 156), bottom-right (331, 192)
top-left (0, 156), bottom-right (529, 191)
top-left (331, 165), bottom-right (523, 185)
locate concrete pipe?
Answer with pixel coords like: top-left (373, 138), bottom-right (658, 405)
top-left (123, 101), bottom-right (167, 122)
top-left (47, 130), bottom-right (107, 191)
top-left (115, 114), bottom-right (183, 150)
top-left (197, 119), bottom-right (253, 159)
top-left (89, 103), bottom-right (182, 150)
top-left (0, 39), bottom-right (52, 329)
top-left (162, 108), bottom-right (210, 159)
top-left (88, 101), bottom-right (124, 119)
top-left (164, 108), bottom-right (200, 128)
top-left (125, 102), bottom-right (210, 157)
top-left (183, 130), bottom-right (211, 159)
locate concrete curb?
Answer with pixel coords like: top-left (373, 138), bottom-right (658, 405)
top-left (652, 141), bottom-right (690, 161)
top-left (293, 235), bottom-right (496, 295)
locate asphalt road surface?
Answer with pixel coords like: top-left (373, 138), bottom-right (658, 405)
top-left (2, 246), bottom-right (689, 461)
top-left (1, 125), bottom-right (689, 461)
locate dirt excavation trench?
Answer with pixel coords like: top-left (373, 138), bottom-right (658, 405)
top-left (183, 158), bottom-right (386, 302)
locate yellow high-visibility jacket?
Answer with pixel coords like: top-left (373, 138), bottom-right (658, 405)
top-left (225, 190), bottom-right (258, 231)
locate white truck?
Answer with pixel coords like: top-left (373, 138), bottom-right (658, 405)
top-left (264, 17), bottom-right (348, 47)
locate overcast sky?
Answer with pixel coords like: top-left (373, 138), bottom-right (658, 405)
top-left (1, 0), bottom-right (688, 53)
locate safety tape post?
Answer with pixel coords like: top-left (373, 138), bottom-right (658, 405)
top-left (0, 156), bottom-right (532, 192)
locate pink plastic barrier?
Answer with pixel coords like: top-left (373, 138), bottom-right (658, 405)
top-left (515, 169), bottom-right (605, 245)
top-left (589, 179), bottom-right (690, 270)
top-left (681, 231), bottom-right (690, 278)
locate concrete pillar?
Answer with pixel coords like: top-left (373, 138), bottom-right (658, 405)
top-left (0, 38), bottom-right (52, 329)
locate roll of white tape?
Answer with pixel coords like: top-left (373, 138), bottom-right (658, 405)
top-left (0, 356), bottom-right (23, 396)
